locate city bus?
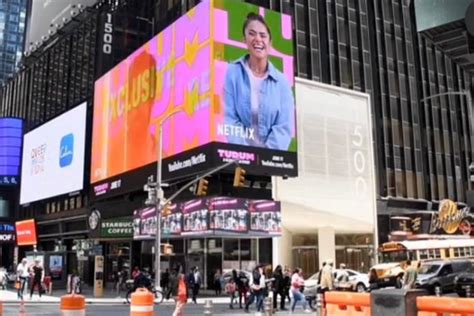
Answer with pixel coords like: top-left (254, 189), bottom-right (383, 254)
top-left (371, 237), bottom-right (474, 288)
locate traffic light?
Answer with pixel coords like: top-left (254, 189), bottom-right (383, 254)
top-left (161, 202), bottom-right (172, 216)
top-left (233, 167), bottom-right (246, 187)
top-left (196, 178), bottom-right (209, 196)
top-left (163, 243), bottom-right (174, 256)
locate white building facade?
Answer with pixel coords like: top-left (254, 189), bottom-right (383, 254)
top-left (272, 78), bottom-right (378, 275)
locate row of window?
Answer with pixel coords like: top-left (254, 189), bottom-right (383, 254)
top-left (410, 247), bottom-right (474, 261)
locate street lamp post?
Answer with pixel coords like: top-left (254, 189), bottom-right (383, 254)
top-left (135, 16), bottom-right (155, 37)
top-left (154, 109), bottom-right (181, 290)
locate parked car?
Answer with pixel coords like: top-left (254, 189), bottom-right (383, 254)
top-left (416, 260), bottom-right (471, 294)
top-left (454, 264), bottom-right (474, 297)
top-left (335, 269), bottom-right (370, 292)
top-left (303, 269), bottom-right (369, 293)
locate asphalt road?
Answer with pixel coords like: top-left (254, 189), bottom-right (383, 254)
top-left (2, 302), bottom-right (318, 316)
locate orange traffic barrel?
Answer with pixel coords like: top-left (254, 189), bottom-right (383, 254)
top-left (60, 294), bottom-right (85, 316)
top-left (130, 288), bottom-right (154, 316)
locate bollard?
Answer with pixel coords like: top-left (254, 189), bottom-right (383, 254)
top-left (268, 290), bottom-right (274, 314)
top-left (466, 285), bottom-right (472, 298)
top-left (203, 299), bottom-right (213, 316)
top-left (60, 294), bottom-right (86, 316)
top-left (317, 292), bottom-right (323, 316)
top-left (130, 288), bottom-right (154, 316)
top-left (264, 297), bottom-right (273, 316)
top-left (434, 286), bottom-right (441, 297)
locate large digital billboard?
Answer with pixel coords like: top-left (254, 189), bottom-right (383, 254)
top-left (91, 0), bottom-right (296, 199)
top-left (0, 118), bottom-right (23, 185)
top-left (20, 103), bottom-right (87, 204)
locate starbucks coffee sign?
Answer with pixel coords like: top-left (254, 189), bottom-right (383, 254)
top-left (100, 217), bottom-right (133, 238)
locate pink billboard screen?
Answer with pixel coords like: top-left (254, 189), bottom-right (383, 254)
top-left (91, 0), bottom-right (296, 199)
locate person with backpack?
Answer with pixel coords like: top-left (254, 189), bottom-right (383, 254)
top-left (244, 265), bottom-right (265, 313)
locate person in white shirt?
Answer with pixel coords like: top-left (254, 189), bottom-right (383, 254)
top-left (16, 258), bottom-right (30, 300)
top-left (290, 268), bottom-right (311, 313)
top-left (244, 265), bottom-right (266, 313)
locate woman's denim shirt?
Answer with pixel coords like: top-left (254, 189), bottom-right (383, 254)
top-left (223, 55), bottom-right (295, 151)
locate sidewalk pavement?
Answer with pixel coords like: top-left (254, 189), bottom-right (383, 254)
top-left (0, 289), bottom-right (233, 305)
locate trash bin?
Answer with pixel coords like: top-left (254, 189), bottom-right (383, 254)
top-left (370, 288), bottom-right (427, 316)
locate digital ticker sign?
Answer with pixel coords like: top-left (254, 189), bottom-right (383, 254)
top-left (91, 0), bottom-right (296, 199)
top-left (0, 118), bottom-right (23, 186)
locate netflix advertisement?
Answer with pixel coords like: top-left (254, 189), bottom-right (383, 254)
top-left (90, 0), bottom-right (297, 201)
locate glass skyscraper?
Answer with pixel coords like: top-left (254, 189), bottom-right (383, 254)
top-left (0, 0), bottom-right (27, 85)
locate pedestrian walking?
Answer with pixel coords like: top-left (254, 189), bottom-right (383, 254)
top-left (189, 267), bottom-right (201, 304)
top-left (171, 266), bottom-right (188, 316)
top-left (213, 269), bottom-right (222, 296)
top-left (283, 266), bottom-right (291, 304)
top-left (272, 265), bottom-right (287, 311)
top-left (368, 268), bottom-right (378, 292)
top-left (16, 258), bottom-right (29, 300)
top-left (226, 270), bottom-right (238, 309)
top-left (320, 259), bottom-right (334, 292)
top-left (317, 262), bottom-right (326, 286)
top-left (244, 265), bottom-right (265, 313)
top-left (161, 268), bottom-right (170, 295)
top-left (403, 260), bottom-right (418, 290)
top-left (30, 259), bottom-right (44, 300)
top-left (290, 268), bottom-right (311, 313)
top-left (319, 260), bottom-right (334, 313)
top-left (235, 270), bottom-right (249, 309)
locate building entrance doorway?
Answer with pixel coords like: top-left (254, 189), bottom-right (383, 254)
top-left (292, 246), bottom-right (319, 278)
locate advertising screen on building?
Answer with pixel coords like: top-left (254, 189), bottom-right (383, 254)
top-left (182, 198), bottom-right (211, 235)
top-left (16, 219), bottom-right (37, 246)
top-left (91, 0), bottom-right (296, 199)
top-left (209, 197), bottom-right (248, 233)
top-left (0, 118), bottom-right (23, 185)
top-left (249, 200), bottom-right (281, 235)
top-left (20, 102), bottom-right (87, 204)
top-left (162, 203), bottom-right (182, 235)
top-left (0, 223), bottom-right (16, 244)
top-left (133, 197), bottom-right (280, 239)
top-left (133, 207), bottom-right (156, 240)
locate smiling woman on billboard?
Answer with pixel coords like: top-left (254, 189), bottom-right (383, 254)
top-left (223, 13), bottom-right (295, 151)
